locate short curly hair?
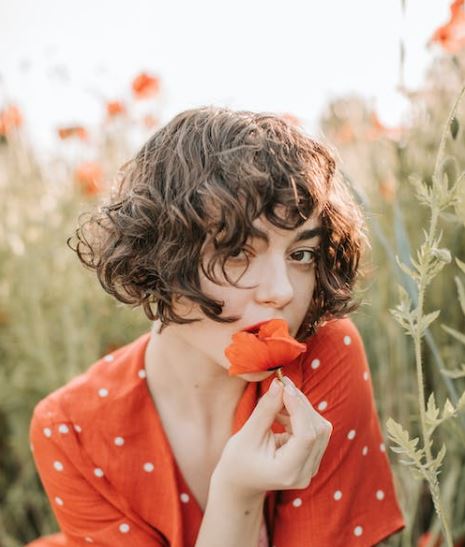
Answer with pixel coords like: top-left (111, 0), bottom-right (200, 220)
top-left (68, 106), bottom-right (369, 342)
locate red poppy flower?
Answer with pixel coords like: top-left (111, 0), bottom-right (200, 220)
top-left (132, 72), bottom-right (160, 99)
top-left (429, 0), bottom-right (465, 54)
top-left (225, 319), bottom-right (307, 376)
top-left (106, 100), bottom-right (126, 118)
top-left (74, 162), bottom-right (104, 197)
top-left (57, 126), bottom-right (88, 141)
top-left (0, 105), bottom-right (23, 135)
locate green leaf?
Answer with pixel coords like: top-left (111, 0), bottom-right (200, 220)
top-left (425, 392), bottom-right (441, 431)
top-left (454, 276), bottom-right (465, 316)
top-left (442, 398), bottom-right (456, 420)
top-left (457, 390), bottom-right (465, 411)
top-left (440, 364), bottom-right (465, 379)
top-left (419, 310), bottom-right (440, 336)
top-left (450, 116), bottom-right (460, 139)
top-left (409, 175), bottom-right (432, 207)
top-left (441, 324), bottom-right (465, 345)
top-left (429, 443), bottom-right (447, 474)
top-left (456, 257), bottom-right (465, 275)
top-left (386, 418), bottom-right (425, 462)
top-left (395, 256), bottom-right (418, 281)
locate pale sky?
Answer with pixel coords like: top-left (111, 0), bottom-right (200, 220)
top-left (0, 0), bottom-right (452, 157)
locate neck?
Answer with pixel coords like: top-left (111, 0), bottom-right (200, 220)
top-left (144, 320), bottom-right (247, 425)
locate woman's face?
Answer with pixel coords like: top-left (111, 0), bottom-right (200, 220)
top-left (171, 208), bottom-right (322, 382)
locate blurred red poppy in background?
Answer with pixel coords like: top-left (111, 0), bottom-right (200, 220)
top-left (0, 104), bottom-right (23, 136)
top-left (106, 100), bottom-right (127, 118)
top-left (57, 126), bottom-right (88, 141)
top-left (429, 0), bottom-right (465, 54)
top-left (74, 161), bottom-right (104, 197)
top-left (132, 72), bottom-right (160, 99)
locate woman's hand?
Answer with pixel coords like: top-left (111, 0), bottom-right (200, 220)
top-left (212, 376), bottom-right (333, 499)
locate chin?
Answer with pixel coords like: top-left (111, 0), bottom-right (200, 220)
top-left (237, 370), bottom-right (275, 382)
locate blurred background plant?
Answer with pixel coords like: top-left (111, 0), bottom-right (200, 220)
top-left (1, 2), bottom-right (465, 546)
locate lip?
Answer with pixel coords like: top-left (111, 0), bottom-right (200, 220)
top-left (242, 318), bottom-right (284, 333)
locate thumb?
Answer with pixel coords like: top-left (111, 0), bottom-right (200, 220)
top-left (241, 378), bottom-right (284, 438)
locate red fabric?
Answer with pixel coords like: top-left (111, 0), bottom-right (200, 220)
top-left (28, 317), bottom-right (405, 546)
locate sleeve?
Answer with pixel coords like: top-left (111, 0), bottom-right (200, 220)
top-left (272, 318), bottom-right (406, 547)
top-left (28, 403), bottom-right (166, 547)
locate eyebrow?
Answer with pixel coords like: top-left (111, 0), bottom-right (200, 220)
top-left (249, 226), bottom-right (324, 245)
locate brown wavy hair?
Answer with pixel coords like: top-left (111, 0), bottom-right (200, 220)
top-left (68, 106), bottom-right (369, 342)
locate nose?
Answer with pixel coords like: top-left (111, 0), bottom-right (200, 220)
top-left (254, 255), bottom-right (294, 307)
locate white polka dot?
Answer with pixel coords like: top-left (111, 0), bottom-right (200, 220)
top-left (354, 526), bottom-right (363, 536)
top-left (362, 446), bottom-right (368, 456)
top-left (180, 492), bottom-right (190, 503)
top-left (310, 358), bottom-right (320, 369)
top-left (119, 523), bottom-right (130, 533)
top-left (74, 424), bottom-right (82, 433)
top-left (30, 443), bottom-right (34, 452)
top-left (58, 424), bottom-right (69, 434)
top-left (363, 370), bottom-right (369, 381)
top-left (317, 401), bottom-right (328, 411)
top-left (43, 427), bottom-right (52, 438)
top-left (94, 468), bottom-right (104, 478)
top-left (333, 490), bottom-right (343, 501)
top-left (53, 461), bottom-right (63, 471)
top-left (55, 496), bottom-right (64, 506)
top-left (380, 443), bottom-right (385, 452)
top-left (347, 429), bottom-right (356, 440)
top-left (84, 538), bottom-right (94, 543)
top-left (376, 489), bottom-right (385, 500)
top-left (104, 354), bottom-right (114, 362)
top-left (143, 462), bottom-right (154, 472)
top-left (292, 497), bottom-right (302, 507)
top-left (114, 436), bottom-right (125, 446)
top-left (343, 335), bottom-right (352, 345)
top-left (138, 369), bottom-right (147, 379)
top-left (98, 388), bottom-right (109, 397)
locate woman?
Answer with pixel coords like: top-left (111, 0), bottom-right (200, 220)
top-left (28, 106), bottom-right (405, 546)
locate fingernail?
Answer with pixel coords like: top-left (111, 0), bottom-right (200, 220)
top-left (283, 377), bottom-right (297, 396)
top-left (269, 378), bottom-right (281, 396)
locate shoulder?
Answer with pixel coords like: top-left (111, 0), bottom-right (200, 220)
top-left (305, 316), bottom-right (364, 353)
top-left (31, 331), bottom-right (151, 430)
top-left (298, 316), bottom-right (370, 401)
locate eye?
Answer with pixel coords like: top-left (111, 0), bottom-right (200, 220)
top-left (228, 247), bottom-right (251, 260)
top-left (291, 249), bottom-right (318, 265)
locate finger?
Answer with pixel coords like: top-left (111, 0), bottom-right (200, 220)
top-left (273, 432), bottom-right (291, 448)
top-left (281, 378), bottom-right (318, 439)
top-left (274, 412), bottom-right (291, 430)
top-left (241, 378), bottom-right (284, 439)
top-left (299, 421), bottom-right (333, 479)
top-left (273, 386), bottom-right (319, 470)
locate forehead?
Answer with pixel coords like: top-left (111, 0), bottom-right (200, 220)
top-left (251, 206), bottom-right (321, 235)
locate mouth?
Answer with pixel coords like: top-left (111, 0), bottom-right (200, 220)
top-left (242, 319), bottom-right (279, 334)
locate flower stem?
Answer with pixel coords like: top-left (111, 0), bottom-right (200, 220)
top-left (276, 367), bottom-right (285, 384)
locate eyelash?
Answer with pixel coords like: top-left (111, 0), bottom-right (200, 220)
top-left (228, 247), bottom-right (318, 266)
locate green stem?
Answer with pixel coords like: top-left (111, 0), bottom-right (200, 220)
top-left (412, 82), bottom-right (465, 547)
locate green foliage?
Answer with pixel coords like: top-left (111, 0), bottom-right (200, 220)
top-left (320, 47), bottom-right (465, 546)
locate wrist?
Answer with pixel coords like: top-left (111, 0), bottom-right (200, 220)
top-left (210, 468), bottom-right (266, 506)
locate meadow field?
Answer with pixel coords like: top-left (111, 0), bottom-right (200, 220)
top-left (1, 15), bottom-right (465, 546)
